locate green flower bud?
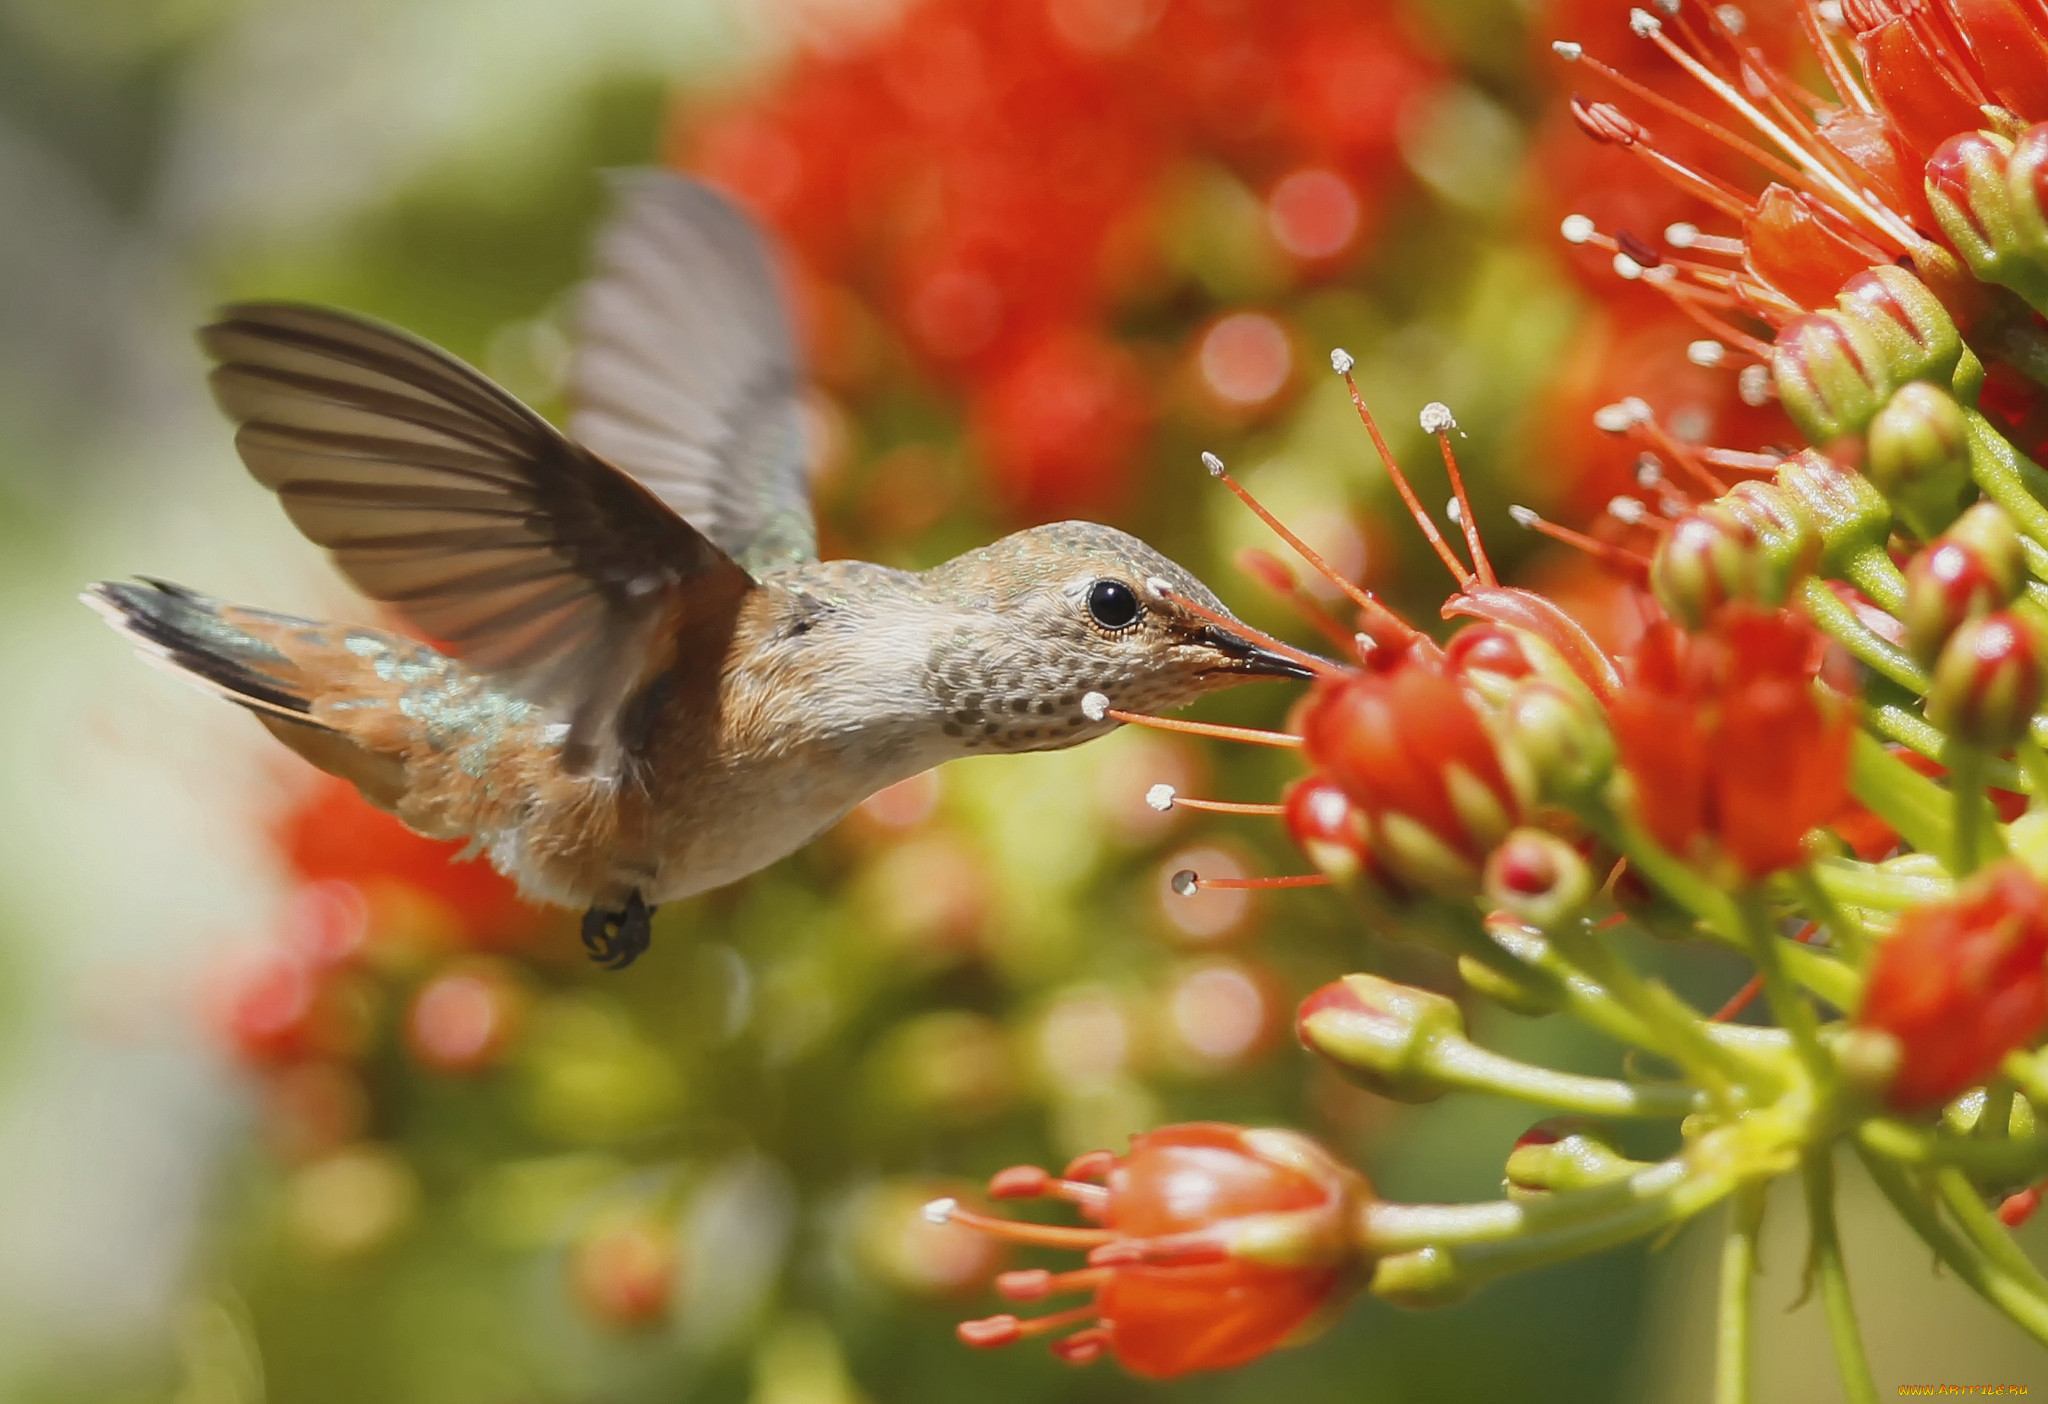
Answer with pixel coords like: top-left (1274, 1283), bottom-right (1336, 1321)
top-left (1773, 312), bottom-right (1889, 445)
top-left (1482, 829), bottom-right (1594, 931)
top-left (1296, 974), bottom-right (1465, 1104)
top-left (1926, 611), bottom-right (2046, 748)
top-left (1503, 1119), bottom-right (1642, 1200)
top-left (1775, 449), bottom-right (1893, 575)
top-left (1867, 381), bottom-right (1976, 540)
top-left (1903, 503), bottom-right (2027, 665)
top-left (1370, 1245), bottom-right (1471, 1308)
top-left (1834, 266), bottom-right (1963, 392)
top-left (1496, 679), bottom-right (1615, 804)
top-left (1926, 131), bottom-right (2048, 313)
top-left (1650, 482), bottom-right (1818, 627)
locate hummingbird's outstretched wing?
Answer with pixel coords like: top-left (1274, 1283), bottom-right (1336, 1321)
top-left (199, 301), bottom-right (756, 775)
top-left (566, 171), bottom-right (815, 576)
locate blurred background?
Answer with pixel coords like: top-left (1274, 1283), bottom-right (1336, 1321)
top-left (1, 0), bottom-right (2043, 1399)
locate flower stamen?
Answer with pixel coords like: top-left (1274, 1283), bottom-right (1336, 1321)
top-left (1171, 869), bottom-right (1332, 894)
top-left (1331, 352), bottom-right (1475, 588)
top-left (1146, 785), bottom-right (1287, 817)
top-left (1508, 505), bottom-right (1654, 580)
top-left (1085, 692), bottom-right (1305, 747)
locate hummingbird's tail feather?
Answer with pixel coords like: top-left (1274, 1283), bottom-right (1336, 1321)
top-left (83, 578), bottom-right (409, 807)
top-left (84, 578), bottom-right (322, 720)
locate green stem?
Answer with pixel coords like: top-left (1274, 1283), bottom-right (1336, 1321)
top-left (1806, 856), bottom-right (1952, 913)
top-left (1842, 546), bottom-right (1908, 614)
top-left (1715, 1184), bottom-right (1764, 1404)
top-left (1862, 700), bottom-right (2030, 794)
top-left (1848, 728), bottom-right (1955, 859)
top-left (1789, 867), bottom-right (1872, 966)
top-left (1856, 1144), bottom-right (2048, 1347)
top-left (1802, 577), bottom-right (1927, 692)
top-left (1857, 1117), bottom-right (2048, 1180)
top-left (1935, 1165), bottom-right (2048, 1297)
top-left (1737, 891), bottom-right (1831, 1087)
top-left (1423, 1037), bottom-right (1705, 1118)
top-left (1775, 939), bottom-right (1862, 1015)
top-left (1802, 1152), bottom-right (1878, 1404)
top-left (1362, 1144), bottom-right (1758, 1292)
top-left (1968, 409), bottom-right (2048, 553)
top-left (1948, 744), bottom-right (2004, 874)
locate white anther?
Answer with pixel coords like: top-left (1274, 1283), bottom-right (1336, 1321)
top-left (1593, 398), bottom-right (1650, 433)
top-left (1664, 221), bottom-right (1698, 248)
top-left (1630, 7), bottom-right (1663, 36)
top-left (1687, 339), bottom-right (1727, 367)
top-left (1170, 869), bottom-right (1200, 898)
top-left (1553, 40), bottom-right (1584, 60)
top-left (1330, 347), bottom-right (1355, 374)
top-left (1817, 0), bottom-right (1843, 24)
top-left (1082, 691), bottom-right (1110, 722)
top-left (1201, 450), bottom-right (1225, 476)
top-left (1446, 497), bottom-right (1463, 523)
top-left (1146, 783), bottom-right (1177, 812)
top-left (1353, 632), bottom-right (1376, 660)
top-left (1419, 401), bottom-right (1457, 434)
top-left (1613, 253), bottom-right (1644, 280)
top-left (922, 1198), bottom-right (957, 1225)
top-left (1636, 453), bottom-right (1664, 486)
top-left (1509, 504), bottom-right (1542, 529)
top-left (1560, 213), bottom-right (1596, 244)
top-left (1716, 4), bottom-right (1746, 33)
top-left (1608, 495), bottom-right (1648, 524)
top-left (1642, 264), bottom-right (1677, 286)
top-left (1738, 362), bottom-right (1774, 406)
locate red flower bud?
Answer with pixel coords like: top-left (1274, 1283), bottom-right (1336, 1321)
top-left (1282, 776), bottom-right (1379, 891)
top-left (1610, 611), bottom-right (1851, 880)
top-left (1298, 648), bottom-right (1527, 894)
top-left (1857, 862), bottom-right (2048, 1111)
top-left (947, 1124), bottom-right (1369, 1378)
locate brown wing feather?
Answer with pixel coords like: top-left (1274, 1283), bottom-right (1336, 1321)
top-left (200, 301), bottom-right (754, 773)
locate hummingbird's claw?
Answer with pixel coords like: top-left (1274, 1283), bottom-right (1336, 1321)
top-left (581, 891), bottom-right (656, 970)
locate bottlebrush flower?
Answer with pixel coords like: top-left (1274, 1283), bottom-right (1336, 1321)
top-left (940, 1123), bottom-right (1368, 1378)
top-left (1297, 644), bottom-right (1530, 896)
top-left (1609, 609), bottom-right (1850, 879)
top-left (1856, 861), bottom-right (2048, 1112)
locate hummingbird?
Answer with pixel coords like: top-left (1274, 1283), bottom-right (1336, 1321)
top-left (85, 172), bottom-right (1311, 968)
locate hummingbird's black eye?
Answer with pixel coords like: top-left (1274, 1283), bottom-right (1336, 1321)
top-left (1086, 579), bottom-right (1141, 630)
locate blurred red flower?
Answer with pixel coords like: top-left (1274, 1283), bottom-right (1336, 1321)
top-left (1858, 862), bottom-right (2048, 1111)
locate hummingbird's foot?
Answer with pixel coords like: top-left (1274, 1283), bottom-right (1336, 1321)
top-left (580, 891), bottom-right (655, 970)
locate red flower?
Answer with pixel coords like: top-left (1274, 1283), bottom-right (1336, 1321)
top-left (1297, 643), bottom-right (1525, 892)
top-left (943, 1123), bottom-right (1367, 1378)
top-left (1610, 609), bottom-right (1850, 879)
top-left (676, 0), bottom-right (1438, 522)
top-left (1858, 862), bottom-right (2048, 1111)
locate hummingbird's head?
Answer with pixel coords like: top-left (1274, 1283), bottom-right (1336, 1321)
top-left (917, 521), bottom-right (1315, 754)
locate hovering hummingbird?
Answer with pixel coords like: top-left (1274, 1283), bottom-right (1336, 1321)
top-left (85, 172), bottom-right (1310, 968)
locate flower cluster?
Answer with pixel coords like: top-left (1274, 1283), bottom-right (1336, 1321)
top-left (941, 0), bottom-right (2048, 1386)
top-left (679, 0), bottom-right (1437, 520)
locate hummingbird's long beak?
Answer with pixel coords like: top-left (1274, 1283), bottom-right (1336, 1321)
top-left (1196, 623), bottom-right (1325, 681)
